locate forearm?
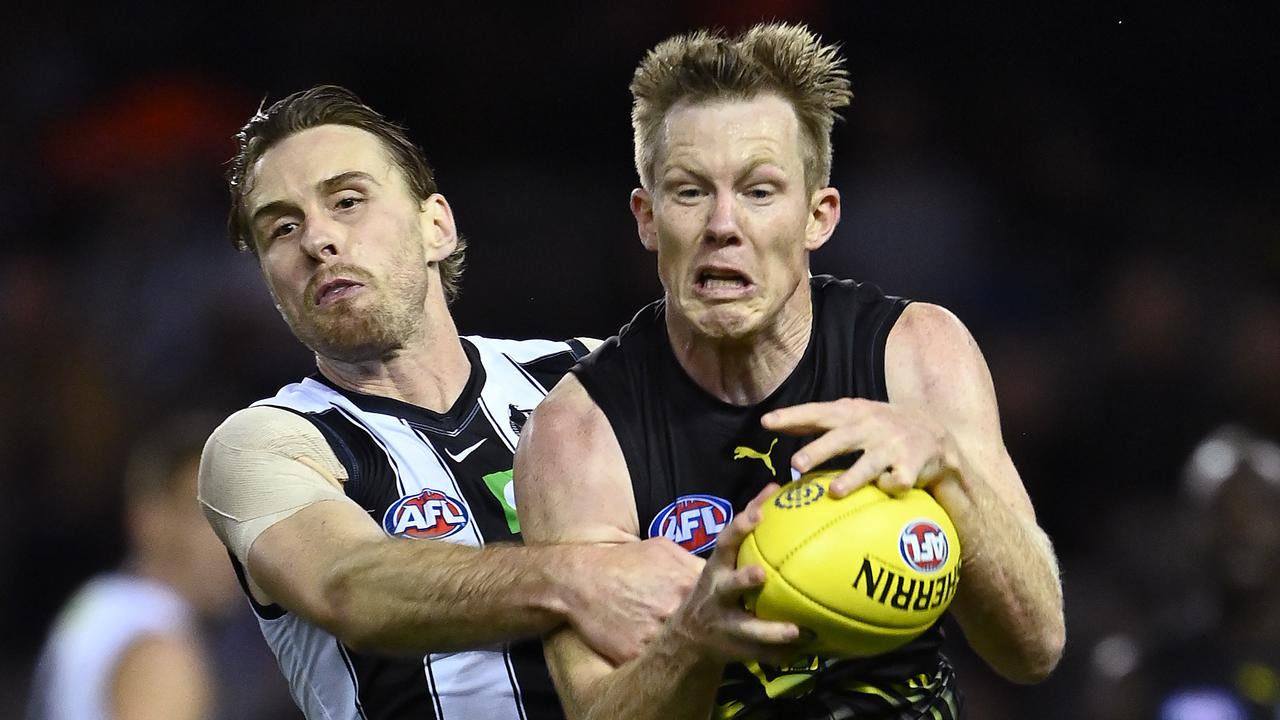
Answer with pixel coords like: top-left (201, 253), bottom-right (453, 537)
top-left (557, 628), bottom-right (724, 720)
top-left (323, 538), bottom-right (577, 653)
top-left (933, 454), bottom-right (1065, 682)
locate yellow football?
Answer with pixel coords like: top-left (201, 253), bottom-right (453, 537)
top-left (738, 470), bottom-right (962, 658)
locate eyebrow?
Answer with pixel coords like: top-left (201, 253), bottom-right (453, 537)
top-left (249, 171), bottom-right (383, 228)
top-left (737, 156), bottom-right (786, 180)
top-left (660, 157), bottom-right (785, 185)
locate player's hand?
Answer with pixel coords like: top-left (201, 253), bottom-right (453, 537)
top-left (762, 398), bottom-right (959, 499)
top-left (568, 538), bottom-right (704, 665)
top-left (662, 484), bottom-right (808, 665)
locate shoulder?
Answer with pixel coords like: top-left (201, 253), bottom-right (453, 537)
top-left (203, 405), bottom-right (340, 460)
top-left (200, 406), bottom-right (347, 499)
top-left (811, 274), bottom-right (907, 305)
top-left (888, 302), bottom-right (978, 358)
top-left (207, 405), bottom-right (320, 448)
top-left (515, 374), bottom-right (636, 539)
top-left (885, 302), bottom-right (992, 410)
top-left (521, 374), bottom-right (611, 449)
top-left (44, 575), bottom-right (192, 668)
top-left (464, 335), bottom-right (593, 363)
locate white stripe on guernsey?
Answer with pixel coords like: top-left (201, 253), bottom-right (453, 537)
top-left (332, 403), bottom-right (406, 497)
top-left (501, 646), bottom-right (530, 720)
top-left (465, 336), bottom-right (576, 364)
top-left (423, 649), bottom-right (445, 719)
top-left (426, 646), bottom-right (526, 720)
top-left (476, 397), bottom-right (516, 454)
top-left (335, 642), bottom-right (370, 720)
top-left (501, 353), bottom-right (553, 394)
top-left (471, 342), bottom-right (556, 453)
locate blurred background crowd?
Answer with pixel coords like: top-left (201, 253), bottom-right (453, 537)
top-left (3, 2), bottom-right (1277, 718)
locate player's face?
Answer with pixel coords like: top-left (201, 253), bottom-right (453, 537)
top-left (245, 125), bottom-right (454, 363)
top-left (633, 94), bottom-right (839, 342)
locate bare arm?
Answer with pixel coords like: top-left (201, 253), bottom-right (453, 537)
top-left (201, 406), bottom-right (694, 660)
top-left (884, 303), bottom-right (1064, 682)
top-left (763, 303), bottom-right (1065, 683)
top-left (245, 498), bottom-right (588, 653)
top-left (110, 634), bottom-right (211, 720)
top-left (516, 376), bottom-right (800, 720)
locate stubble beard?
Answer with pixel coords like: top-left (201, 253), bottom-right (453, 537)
top-left (286, 237), bottom-right (431, 364)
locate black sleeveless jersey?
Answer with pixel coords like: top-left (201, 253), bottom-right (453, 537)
top-left (573, 276), bottom-right (963, 720)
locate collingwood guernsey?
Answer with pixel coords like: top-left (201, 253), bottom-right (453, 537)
top-left (227, 336), bottom-right (585, 720)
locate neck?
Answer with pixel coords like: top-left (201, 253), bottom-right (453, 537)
top-left (667, 282), bottom-right (812, 406)
top-left (316, 298), bottom-right (471, 413)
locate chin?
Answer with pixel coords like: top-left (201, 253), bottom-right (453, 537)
top-left (299, 314), bottom-right (403, 363)
top-left (688, 306), bottom-right (763, 343)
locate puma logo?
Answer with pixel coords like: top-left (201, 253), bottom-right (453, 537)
top-left (733, 438), bottom-right (778, 477)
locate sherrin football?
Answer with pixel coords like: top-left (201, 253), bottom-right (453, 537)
top-left (737, 470), bottom-right (962, 658)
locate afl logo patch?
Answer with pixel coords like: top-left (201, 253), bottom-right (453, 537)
top-left (648, 495), bottom-right (733, 554)
top-left (899, 519), bottom-right (950, 573)
top-left (383, 489), bottom-right (470, 540)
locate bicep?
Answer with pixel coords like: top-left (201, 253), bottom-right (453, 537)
top-left (515, 375), bottom-right (639, 543)
top-left (514, 376), bottom-right (637, 711)
top-left (886, 303), bottom-right (1036, 519)
top-left (246, 497), bottom-right (385, 622)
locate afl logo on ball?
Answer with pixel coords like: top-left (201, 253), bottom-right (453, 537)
top-left (648, 495), bottom-right (733, 554)
top-left (383, 489), bottom-right (470, 540)
top-left (899, 519), bottom-right (949, 573)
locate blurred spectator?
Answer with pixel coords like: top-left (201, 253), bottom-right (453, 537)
top-left (1077, 425), bottom-right (1280, 719)
top-left (26, 411), bottom-right (294, 720)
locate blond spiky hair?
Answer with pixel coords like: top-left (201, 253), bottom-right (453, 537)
top-left (630, 22), bottom-right (852, 192)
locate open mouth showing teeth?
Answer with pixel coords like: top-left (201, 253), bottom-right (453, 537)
top-left (698, 271), bottom-right (749, 289)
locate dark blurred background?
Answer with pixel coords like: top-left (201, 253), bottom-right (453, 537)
top-left (4, 2), bottom-right (1278, 718)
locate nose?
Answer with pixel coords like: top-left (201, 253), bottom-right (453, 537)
top-left (704, 190), bottom-right (741, 245)
top-left (300, 213), bottom-right (346, 261)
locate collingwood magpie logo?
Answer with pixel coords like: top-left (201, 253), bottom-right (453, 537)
top-left (509, 405), bottom-right (533, 435)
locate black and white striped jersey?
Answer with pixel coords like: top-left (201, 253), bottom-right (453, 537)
top-left (239, 335), bottom-right (587, 720)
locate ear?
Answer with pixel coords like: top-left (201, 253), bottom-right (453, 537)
top-left (631, 188), bottom-right (658, 252)
top-left (804, 187), bottom-right (840, 252)
top-left (418, 193), bottom-right (459, 262)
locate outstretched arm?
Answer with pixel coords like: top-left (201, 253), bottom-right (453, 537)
top-left (200, 405), bottom-right (697, 660)
top-left (762, 302), bottom-right (1065, 683)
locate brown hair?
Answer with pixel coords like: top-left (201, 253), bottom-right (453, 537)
top-left (630, 23), bottom-right (852, 192)
top-left (226, 85), bottom-right (466, 302)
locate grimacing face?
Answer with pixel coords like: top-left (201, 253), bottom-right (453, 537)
top-left (632, 94), bottom-right (839, 342)
top-left (243, 125), bottom-right (454, 363)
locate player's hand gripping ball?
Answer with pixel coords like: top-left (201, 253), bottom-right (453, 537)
top-left (737, 470), bottom-right (961, 658)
